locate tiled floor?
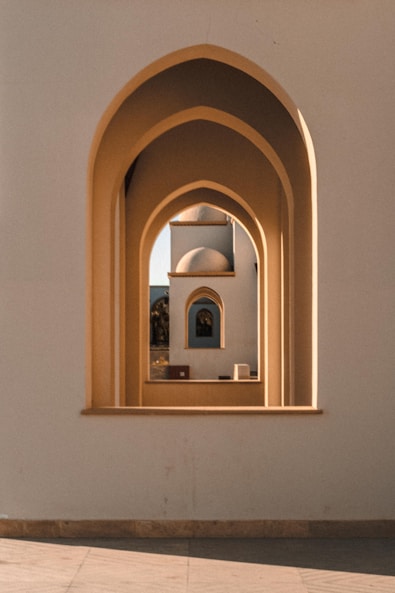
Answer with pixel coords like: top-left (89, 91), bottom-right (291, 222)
top-left (0, 537), bottom-right (394, 592)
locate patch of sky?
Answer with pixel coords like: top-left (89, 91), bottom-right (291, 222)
top-left (149, 224), bottom-right (171, 286)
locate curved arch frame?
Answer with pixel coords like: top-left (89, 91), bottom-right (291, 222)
top-left (141, 181), bottom-right (267, 404)
top-left (87, 44), bottom-right (317, 409)
top-left (184, 286), bottom-right (225, 350)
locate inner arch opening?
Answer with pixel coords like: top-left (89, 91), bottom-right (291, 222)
top-left (88, 44), bottom-right (316, 409)
top-left (148, 201), bottom-right (259, 382)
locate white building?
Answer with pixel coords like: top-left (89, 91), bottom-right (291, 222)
top-left (168, 203), bottom-right (258, 380)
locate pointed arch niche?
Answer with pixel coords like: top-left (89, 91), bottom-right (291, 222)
top-left (86, 45), bottom-right (317, 411)
top-left (185, 287), bottom-right (225, 350)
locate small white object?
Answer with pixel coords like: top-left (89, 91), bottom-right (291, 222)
top-left (233, 364), bottom-right (250, 380)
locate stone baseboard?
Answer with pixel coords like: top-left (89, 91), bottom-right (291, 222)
top-left (1, 519), bottom-right (395, 538)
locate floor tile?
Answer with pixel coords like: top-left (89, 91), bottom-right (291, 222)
top-left (0, 537), bottom-right (394, 593)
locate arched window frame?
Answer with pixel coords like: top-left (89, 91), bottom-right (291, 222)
top-left (85, 44), bottom-right (318, 411)
top-left (185, 287), bottom-right (224, 349)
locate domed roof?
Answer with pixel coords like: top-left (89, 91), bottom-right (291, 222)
top-left (178, 205), bottom-right (227, 223)
top-left (176, 247), bottom-right (232, 273)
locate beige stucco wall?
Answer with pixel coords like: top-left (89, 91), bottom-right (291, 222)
top-left (1, 0), bottom-right (394, 520)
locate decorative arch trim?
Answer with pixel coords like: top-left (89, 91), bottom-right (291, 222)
top-left (185, 287), bottom-right (224, 350)
top-left (86, 44), bottom-right (317, 409)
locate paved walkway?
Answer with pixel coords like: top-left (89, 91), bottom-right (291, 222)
top-left (0, 537), bottom-right (394, 592)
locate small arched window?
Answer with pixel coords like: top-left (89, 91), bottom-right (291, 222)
top-left (187, 296), bottom-right (221, 348)
top-left (185, 289), bottom-right (224, 353)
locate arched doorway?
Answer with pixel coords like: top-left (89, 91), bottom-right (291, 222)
top-left (87, 44), bottom-right (317, 408)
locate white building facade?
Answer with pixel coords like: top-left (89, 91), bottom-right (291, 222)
top-left (168, 204), bottom-right (258, 380)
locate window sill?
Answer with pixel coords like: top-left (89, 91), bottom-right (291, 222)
top-left (168, 272), bottom-right (235, 277)
top-left (146, 379), bottom-right (261, 383)
top-left (82, 406), bottom-right (323, 416)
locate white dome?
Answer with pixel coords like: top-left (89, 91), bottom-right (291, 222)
top-left (178, 205), bottom-right (227, 222)
top-left (176, 247), bottom-right (232, 273)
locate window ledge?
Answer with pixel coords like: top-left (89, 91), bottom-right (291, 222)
top-left (168, 272), bottom-right (235, 277)
top-left (146, 379), bottom-right (261, 383)
top-left (82, 406), bottom-right (323, 416)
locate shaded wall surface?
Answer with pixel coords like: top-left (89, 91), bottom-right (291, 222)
top-left (1, 1), bottom-right (394, 520)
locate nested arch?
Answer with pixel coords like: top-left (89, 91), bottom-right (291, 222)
top-left (127, 122), bottom-right (282, 406)
top-left (87, 44), bottom-right (317, 409)
top-left (185, 287), bottom-right (224, 349)
top-left (141, 183), bottom-right (267, 403)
